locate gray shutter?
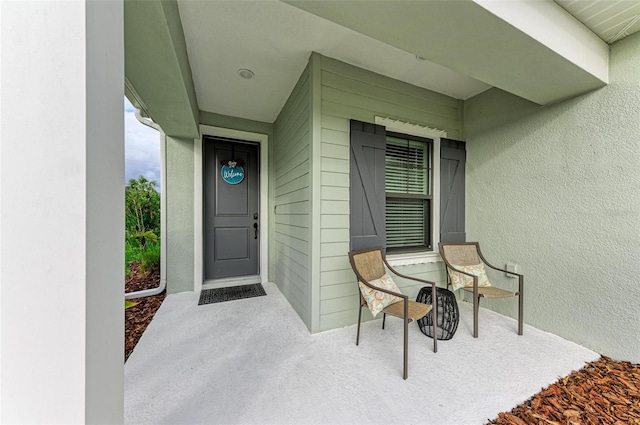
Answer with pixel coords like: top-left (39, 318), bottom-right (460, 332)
top-left (440, 138), bottom-right (466, 243)
top-left (350, 120), bottom-right (386, 250)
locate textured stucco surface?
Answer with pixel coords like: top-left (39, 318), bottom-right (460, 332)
top-left (165, 136), bottom-right (195, 294)
top-left (464, 32), bottom-right (640, 362)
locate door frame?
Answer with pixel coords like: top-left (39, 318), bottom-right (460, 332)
top-left (194, 125), bottom-right (269, 292)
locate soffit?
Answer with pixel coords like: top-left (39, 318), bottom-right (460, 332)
top-left (286, 0), bottom-right (609, 106)
top-left (177, 0), bottom-right (489, 124)
top-left (555, 0), bottom-right (640, 44)
top-left (142, 0), bottom-right (636, 127)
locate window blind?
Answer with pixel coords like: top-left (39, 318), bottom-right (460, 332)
top-left (385, 136), bottom-right (431, 250)
top-left (386, 198), bottom-right (427, 248)
top-left (385, 137), bottom-right (429, 195)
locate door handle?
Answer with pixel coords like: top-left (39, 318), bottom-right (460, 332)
top-left (253, 222), bottom-right (258, 239)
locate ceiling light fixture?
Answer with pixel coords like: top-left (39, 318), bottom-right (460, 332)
top-left (237, 68), bottom-right (255, 79)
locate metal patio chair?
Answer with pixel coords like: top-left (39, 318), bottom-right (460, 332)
top-left (348, 247), bottom-right (437, 380)
top-left (439, 242), bottom-right (524, 338)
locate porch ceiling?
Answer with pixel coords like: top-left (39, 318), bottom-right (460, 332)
top-left (176, 0), bottom-right (490, 123)
top-left (285, 0), bottom-right (609, 106)
top-left (124, 0), bottom-right (640, 135)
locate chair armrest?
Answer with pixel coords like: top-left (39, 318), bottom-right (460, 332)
top-left (482, 262), bottom-right (523, 278)
top-left (483, 263), bottom-right (524, 296)
top-left (475, 247), bottom-right (523, 278)
top-left (357, 277), bottom-right (408, 300)
top-left (445, 264), bottom-right (477, 279)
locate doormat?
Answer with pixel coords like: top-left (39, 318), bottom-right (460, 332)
top-left (198, 283), bottom-right (266, 305)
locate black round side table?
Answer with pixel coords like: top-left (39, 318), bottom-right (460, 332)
top-left (416, 286), bottom-right (459, 340)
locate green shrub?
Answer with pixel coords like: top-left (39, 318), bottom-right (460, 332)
top-left (125, 242), bottom-right (139, 276)
top-left (139, 242), bottom-right (161, 273)
top-left (125, 176), bottom-right (160, 248)
top-left (125, 241), bottom-right (160, 275)
top-left (125, 176), bottom-right (161, 276)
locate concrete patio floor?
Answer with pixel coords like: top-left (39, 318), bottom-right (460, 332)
top-left (125, 282), bottom-right (599, 425)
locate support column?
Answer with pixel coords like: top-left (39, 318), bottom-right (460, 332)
top-left (165, 135), bottom-right (195, 294)
top-left (0, 1), bottom-right (124, 423)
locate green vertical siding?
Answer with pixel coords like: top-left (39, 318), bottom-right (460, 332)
top-left (272, 64), bottom-right (312, 328)
top-left (317, 55), bottom-right (459, 331)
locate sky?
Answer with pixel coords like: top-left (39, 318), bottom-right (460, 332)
top-left (124, 97), bottom-right (161, 191)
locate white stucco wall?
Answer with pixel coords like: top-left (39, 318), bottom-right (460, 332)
top-left (464, 32), bottom-right (640, 362)
top-left (1, 1), bottom-right (124, 422)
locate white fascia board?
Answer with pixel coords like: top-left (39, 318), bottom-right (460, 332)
top-left (475, 0), bottom-right (609, 84)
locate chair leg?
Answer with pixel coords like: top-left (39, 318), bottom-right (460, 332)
top-left (517, 294), bottom-right (523, 336)
top-left (518, 276), bottom-right (524, 335)
top-left (431, 285), bottom-right (438, 353)
top-left (356, 302), bottom-right (363, 345)
top-left (382, 313), bottom-right (386, 330)
top-left (403, 316), bottom-right (408, 380)
top-left (473, 295), bottom-right (480, 338)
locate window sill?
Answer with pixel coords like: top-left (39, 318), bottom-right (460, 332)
top-left (386, 251), bottom-right (442, 267)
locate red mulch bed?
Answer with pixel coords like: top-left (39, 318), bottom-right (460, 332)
top-left (125, 262), bottom-right (165, 361)
top-left (488, 356), bottom-right (640, 424)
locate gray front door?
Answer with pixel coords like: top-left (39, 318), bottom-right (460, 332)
top-left (204, 137), bottom-right (259, 279)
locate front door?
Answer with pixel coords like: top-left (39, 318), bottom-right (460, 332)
top-left (203, 137), bottom-right (259, 280)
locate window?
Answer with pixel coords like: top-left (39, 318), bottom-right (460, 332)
top-left (385, 132), bottom-right (433, 252)
top-left (350, 118), bottom-right (464, 261)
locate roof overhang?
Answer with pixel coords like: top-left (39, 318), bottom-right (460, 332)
top-left (124, 0), bottom-right (612, 135)
top-left (124, 0), bottom-right (199, 138)
top-left (285, 0), bottom-right (609, 105)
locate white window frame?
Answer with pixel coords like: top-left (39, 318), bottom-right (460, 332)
top-left (374, 116), bottom-right (446, 266)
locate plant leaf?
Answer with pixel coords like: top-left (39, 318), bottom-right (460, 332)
top-left (125, 300), bottom-right (138, 309)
